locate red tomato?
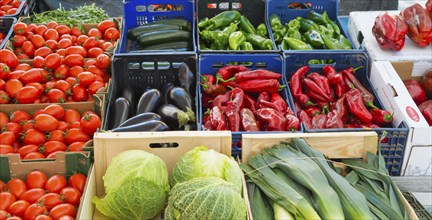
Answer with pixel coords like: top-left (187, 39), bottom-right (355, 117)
top-left (44, 81), bottom-right (56, 92)
top-left (22, 129), bottom-right (46, 146)
top-left (68, 66), bottom-right (83, 78)
top-left (65, 46), bottom-right (87, 58)
top-left (57, 38), bottom-right (72, 49)
top-left (64, 54), bottom-right (83, 67)
top-left (87, 28), bottom-right (102, 39)
top-left (0, 144), bottom-right (13, 154)
top-left (69, 121), bottom-right (80, 129)
top-left (4, 122), bottom-right (21, 138)
top-left (47, 130), bottom-right (65, 143)
top-left (82, 37), bottom-right (98, 50)
top-left (26, 82), bottom-right (44, 95)
top-left (30, 35), bottom-right (45, 49)
top-left (88, 81), bottom-right (105, 95)
top-left (35, 215), bottom-right (52, 220)
top-left (45, 176), bottom-right (67, 194)
top-left (54, 65), bottom-right (69, 80)
top-left (65, 128), bottom-right (89, 145)
top-left (59, 187), bottom-right (81, 206)
top-left (34, 114), bottom-right (58, 132)
top-left (43, 29), bottom-right (59, 41)
top-left (19, 188), bottom-right (45, 204)
top-left (71, 85), bottom-right (87, 102)
top-left (10, 110), bottom-right (31, 123)
top-left (65, 77), bottom-right (78, 86)
top-left (13, 22), bottom-right (28, 35)
top-left (0, 192), bottom-right (16, 211)
top-left (43, 104), bottom-right (65, 120)
top-left (44, 54), bottom-right (61, 70)
top-left (83, 59), bottom-right (96, 68)
top-left (101, 41), bottom-right (113, 51)
top-left (15, 86), bottom-right (38, 104)
top-left (45, 40), bottom-right (57, 50)
top-left (77, 72), bottom-right (95, 87)
top-left (46, 21), bottom-right (58, 29)
top-left (23, 152), bottom-right (45, 160)
top-left (8, 70), bottom-right (24, 79)
top-left (35, 25), bottom-right (48, 36)
top-left (97, 20), bottom-right (116, 33)
top-left (75, 35), bottom-right (88, 46)
top-left (104, 28), bottom-right (120, 41)
top-left (54, 80), bottom-right (72, 95)
top-left (0, 79), bottom-right (5, 90)
top-left (22, 41), bottom-right (35, 57)
top-left (55, 25), bottom-right (71, 36)
top-left (6, 179), bottom-right (26, 198)
top-left (80, 113), bottom-right (101, 135)
top-left (56, 121), bottom-right (68, 131)
top-left (46, 151), bottom-right (62, 159)
top-left (17, 144), bottom-right (38, 158)
top-left (47, 89), bottom-right (66, 103)
top-left (87, 47), bottom-right (103, 58)
top-left (34, 47), bottom-right (52, 58)
top-left (0, 49), bottom-right (19, 68)
top-left (25, 171), bottom-right (47, 189)
top-left (0, 91), bottom-right (9, 104)
top-left (0, 112), bottom-right (9, 127)
top-left (95, 54), bottom-right (110, 69)
top-left (37, 193), bottom-right (62, 210)
top-left (24, 203), bottom-right (48, 220)
top-left (0, 210), bottom-right (8, 220)
top-left (20, 68), bottom-right (46, 84)
top-left (67, 142), bottom-right (85, 152)
top-left (21, 120), bottom-right (35, 131)
top-left (0, 63), bottom-right (11, 80)
top-left (41, 141), bottom-right (66, 157)
top-left (8, 200), bottom-right (30, 217)
top-left (11, 35), bottom-right (27, 47)
top-left (32, 56), bottom-right (45, 68)
top-left (0, 132), bottom-right (15, 146)
top-left (70, 27), bottom-right (82, 37)
top-left (64, 109), bottom-right (80, 124)
top-left (49, 204), bottom-right (76, 219)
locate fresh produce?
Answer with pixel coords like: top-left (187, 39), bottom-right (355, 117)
top-left (199, 11), bottom-right (273, 50)
top-left (372, 13), bottom-right (408, 51)
top-left (403, 71), bottom-right (432, 125)
top-left (290, 65), bottom-right (393, 129)
top-left (269, 11), bottom-right (352, 50)
top-left (126, 18), bottom-right (193, 51)
top-left (0, 104), bottom-right (100, 159)
top-left (170, 146), bottom-right (243, 192)
top-left (0, 0), bottom-right (23, 16)
top-left (421, 70), bottom-right (432, 98)
top-left (0, 171), bottom-right (85, 220)
top-left (201, 65), bottom-right (300, 132)
top-left (404, 79), bottom-right (427, 105)
top-left (427, 0), bottom-right (432, 16)
top-left (92, 150), bottom-right (169, 220)
top-left (30, 4), bottom-right (109, 29)
top-left (400, 3), bottom-right (432, 47)
top-left (418, 100), bottom-right (432, 125)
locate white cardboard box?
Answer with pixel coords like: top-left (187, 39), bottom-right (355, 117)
top-left (370, 61), bottom-right (432, 176)
top-left (348, 11), bottom-right (432, 77)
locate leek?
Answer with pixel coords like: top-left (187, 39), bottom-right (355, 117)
top-left (273, 202), bottom-right (295, 220)
top-left (246, 180), bottom-right (274, 220)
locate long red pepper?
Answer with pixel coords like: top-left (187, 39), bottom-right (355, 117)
top-left (312, 114), bottom-right (328, 129)
top-left (307, 72), bottom-right (331, 97)
top-left (259, 93), bottom-right (288, 114)
top-left (290, 66), bottom-right (314, 107)
top-left (202, 94), bottom-right (214, 109)
top-left (228, 88), bottom-right (244, 111)
top-left (213, 91), bottom-right (232, 110)
top-left (335, 95), bottom-right (348, 123)
top-left (237, 79), bottom-right (284, 93)
top-left (285, 114), bottom-right (300, 131)
top-left (305, 106), bottom-right (321, 117)
top-left (299, 110), bottom-right (312, 129)
top-left (201, 74), bottom-right (216, 84)
top-left (256, 91), bottom-right (270, 109)
top-left (255, 108), bottom-right (286, 131)
top-left (224, 103), bottom-right (241, 131)
top-left (217, 65), bottom-right (249, 81)
top-left (243, 94), bottom-right (256, 112)
top-left (326, 110), bottom-right (344, 128)
top-left (370, 108), bottom-right (393, 126)
top-left (240, 108), bottom-right (259, 131)
top-left (210, 106), bottom-right (227, 130)
top-left (234, 69), bottom-right (282, 83)
top-left (302, 77), bottom-right (331, 102)
top-left (323, 65), bottom-right (343, 85)
top-left (306, 89), bottom-right (330, 103)
top-left (342, 67), bottom-right (378, 109)
top-left (346, 89), bottom-right (373, 123)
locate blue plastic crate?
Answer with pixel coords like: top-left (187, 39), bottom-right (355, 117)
top-left (197, 0), bottom-right (278, 53)
top-left (104, 53), bottom-right (199, 130)
top-left (266, 0), bottom-right (359, 52)
top-left (0, 0), bottom-right (27, 18)
top-left (0, 17), bottom-right (16, 49)
top-left (117, 0), bottom-right (196, 54)
top-left (284, 51), bottom-right (409, 176)
top-left (198, 53), bottom-right (302, 158)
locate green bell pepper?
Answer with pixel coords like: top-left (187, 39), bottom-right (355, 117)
top-left (338, 35), bottom-right (352, 49)
top-left (297, 17), bottom-right (319, 32)
top-left (198, 17), bottom-right (210, 29)
top-left (321, 33), bottom-right (342, 49)
top-left (306, 10), bottom-right (327, 25)
top-left (229, 31), bottom-right (246, 50)
top-left (239, 16), bottom-right (256, 34)
top-left (257, 23), bottom-right (268, 37)
top-left (244, 33), bottom-right (274, 50)
top-left (269, 14), bottom-right (283, 31)
top-left (303, 29), bottom-right (324, 48)
top-left (287, 28), bottom-right (302, 40)
top-left (287, 19), bottom-right (300, 30)
top-left (241, 41), bottom-right (254, 50)
top-left (207, 10), bottom-right (241, 30)
top-left (202, 23), bottom-right (238, 49)
top-left (319, 25), bottom-right (332, 37)
top-left (274, 27), bottom-right (287, 43)
top-left (283, 37), bottom-right (312, 50)
top-left (281, 39), bottom-right (289, 50)
top-left (322, 11), bottom-right (340, 37)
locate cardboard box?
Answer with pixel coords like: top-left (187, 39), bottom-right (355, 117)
top-left (81, 131), bottom-right (252, 219)
top-left (348, 11), bottom-right (432, 76)
top-left (369, 61), bottom-right (432, 176)
top-left (0, 152), bottom-right (93, 219)
top-left (241, 132), bottom-right (418, 219)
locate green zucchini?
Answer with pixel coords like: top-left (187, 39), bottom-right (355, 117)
top-left (127, 24), bottom-right (184, 41)
top-left (137, 30), bottom-right (192, 48)
top-left (137, 41), bottom-right (192, 51)
top-left (152, 19), bottom-right (192, 31)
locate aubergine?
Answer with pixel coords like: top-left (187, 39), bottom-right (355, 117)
top-left (162, 83), bottom-right (175, 104)
top-left (112, 120), bottom-right (169, 132)
top-left (168, 87), bottom-right (195, 122)
top-left (178, 63), bottom-right (194, 93)
top-left (118, 113), bottom-right (161, 128)
top-left (158, 104), bottom-right (190, 129)
top-left (113, 97), bottom-right (131, 129)
top-left (122, 88), bottom-right (134, 109)
top-left (136, 89), bottom-right (162, 114)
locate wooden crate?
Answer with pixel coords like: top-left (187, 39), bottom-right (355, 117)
top-left (241, 132), bottom-right (418, 220)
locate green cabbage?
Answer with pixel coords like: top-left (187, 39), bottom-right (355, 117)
top-left (165, 177), bottom-right (247, 220)
top-left (92, 150), bottom-right (169, 220)
top-left (170, 146), bottom-right (243, 193)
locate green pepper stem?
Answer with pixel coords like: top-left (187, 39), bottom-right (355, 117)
top-left (366, 101), bottom-right (379, 109)
top-left (353, 66), bottom-right (364, 72)
top-left (278, 85), bottom-right (287, 91)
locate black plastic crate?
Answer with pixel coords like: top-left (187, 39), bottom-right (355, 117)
top-left (104, 53), bottom-right (198, 131)
top-left (284, 51), bottom-right (409, 176)
top-left (402, 192), bottom-right (432, 219)
top-left (197, 0), bottom-right (278, 53)
top-left (0, 17), bottom-right (16, 49)
top-left (0, 0), bottom-right (27, 18)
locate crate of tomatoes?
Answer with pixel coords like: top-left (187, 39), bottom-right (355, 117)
top-left (0, 0), bottom-right (27, 18)
top-left (0, 151), bottom-right (91, 220)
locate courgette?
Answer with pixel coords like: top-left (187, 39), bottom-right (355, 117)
top-left (136, 41), bottom-right (192, 51)
top-left (137, 30), bottom-right (192, 48)
top-left (127, 24), bottom-right (184, 41)
top-left (152, 19), bottom-right (192, 31)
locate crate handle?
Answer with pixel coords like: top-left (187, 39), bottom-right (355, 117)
top-left (286, 2), bottom-right (312, 10)
top-left (307, 59), bottom-right (337, 68)
top-left (206, 2), bottom-right (243, 10)
top-left (141, 61), bottom-right (171, 70)
top-left (149, 142), bottom-right (179, 148)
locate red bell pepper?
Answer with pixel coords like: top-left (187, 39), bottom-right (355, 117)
top-left (285, 114), bottom-right (300, 131)
top-left (335, 95), bottom-right (348, 123)
top-left (240, 108), bottom-right (259, 131)
top-left (400, 3), bottom-right (432, 47)
top-left (418, 100), bottom-right (432, 126)
top-left (259, 93), bottom-right (288, 114)
top-left (255, 108), bottom-right (286, 131)
top-left (237, 79), bottom-right (283, 93)
top-left (217, 65), bottom-right (249, 81)
top-left (244, 94), bottom-right (257, 112)
top-left (372, 12), bottom-right (408, 51)
top-left (299, 110), bottom-right (312, 129)
top-left (305, 106), bottom-right (321, 117)
top-left (290, 66), bottom-right (314, 107)
top-left (421, 70), bottom-right (432, 98)
top-left (234, 69), bottom-right (282, 83)
top-left (209, 106), bottom-right (227, 130)
top-left (427, 0), bottom-right (432, 16)
top-left (302, 77), bottom-right (331, 102)
top-left (326, 110), bottom-right (344, 128)
top-left (342, 68), bottom-right (378, 109)
top-left (370, 108), bottom-right (393, 126)
top-left (312, 114), bottom-right (328, 129)
top-left (404, 79), bottom-right (427, 105)
top-left (213, 91), bottom-right (232, 110)
top-left (224, 103), bottom-right (241, 131)
top-left (307, 72), bottom-right (331, 98)
top-left (346, 89), bottom-right (373, 123)
top-left (201, 82), bottom-right (228, 96)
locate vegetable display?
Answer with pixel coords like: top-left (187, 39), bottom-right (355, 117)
top-left (404, 70), bottom-right (432, 125)
top-left (0, 171), bottom-right (86, 220)
top-left (201, 65), bottom-right (300, 132)
top-left (0, 0), bottom-right (23, 16)
top-left (290, 65), bottom-right (393, 129)
top-left (0, 104), bottom-right (101, 158)
top-left (372, 13), bottom-right (408, 51)
top-left (198, 11), bottom-right (274, 50)
top-left (269, 12), bottom-right (352, 50)
top-left (242, 138), bottom-right (408, 219)
top-left (126, 18), bottom-right (193, 52)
